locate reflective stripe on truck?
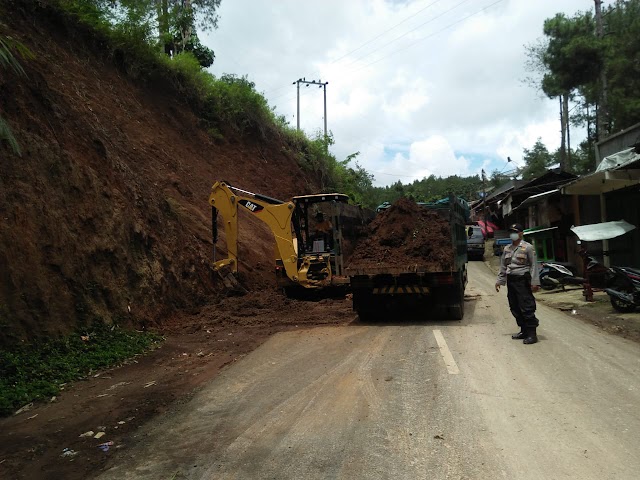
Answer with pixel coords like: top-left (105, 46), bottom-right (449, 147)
top-left (372, 285), bottom-right (430, 295)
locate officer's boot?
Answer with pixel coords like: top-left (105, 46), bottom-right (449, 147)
top-left (511, 328), bottom-right (526, 340)
top-left (523, 327), bottom-right (538, 344)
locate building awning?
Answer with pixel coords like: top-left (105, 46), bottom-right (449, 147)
top-left (514, 189), bottom-right (559, 210)
top-left (523, 226), bottom-right (558, 236)
top-left (560, 168), bottom-right (640, 195)
top-left (570, 220), bottom-right (636, 241)
top-left (561, 155), bottom-right (640, 195)
top-left (596, 147), bottom-right (640, 172)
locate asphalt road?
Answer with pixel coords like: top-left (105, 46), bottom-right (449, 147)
top-left (100, 261), bottom-right (640, 479)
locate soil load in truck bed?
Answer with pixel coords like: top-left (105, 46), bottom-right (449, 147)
top-left (347, 197), bottom-right (456, 271)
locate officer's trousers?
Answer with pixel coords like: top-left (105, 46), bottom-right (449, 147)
top-left (506, 273), bottom-right (539, 328)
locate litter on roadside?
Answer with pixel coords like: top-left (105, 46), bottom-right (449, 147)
top-left (27, 414), bottom-right (38, 420)
top-left (14, 403), bottom-right (33, 415)
top-left (61, 448), bottom-right (78, 458)
top-left (144, 380), bottom-right (157, 388)
top-left (97, 441), bottom-right (114, 452)
top-left (107, 381), bottom-right (131, 391)
top-left (117, 421), bottom-right (126, 425)
top-left (79, 431), bottom-right (95, 438)
top-left (94, 432), bottom-right (106, 439)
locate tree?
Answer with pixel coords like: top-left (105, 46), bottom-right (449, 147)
top-left (336, 157), bottom-right (376, 207)
top-left (602, 0), bottom-right (640, 131)
top-left (521, 139), bottom-right (555, 179)
top-left (0, 29), bottom-right (33, 155)
top-left (526, 1), bottom-right (640, 171)
top-left (96, 1), bottom-right (219, 67)
top-left (540, 12), bottom-right (601, 171)
top-left (570, 140), bottom-right (596, 175)
top-left (155, 0), bottom-right (220, 63)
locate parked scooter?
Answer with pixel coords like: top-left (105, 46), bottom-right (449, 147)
top-left (539, 262), bottom-right (584, 290)
top-left (539, 256), bottom-right (611, 291)
top-left (605, 266), bottom-right (640, 313)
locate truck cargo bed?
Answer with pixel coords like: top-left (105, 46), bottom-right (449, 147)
top-left (346, 196), bottom-right (468, 320)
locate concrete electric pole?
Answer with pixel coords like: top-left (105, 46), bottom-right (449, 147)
top-left (292, 78), bottom-right (329, 138)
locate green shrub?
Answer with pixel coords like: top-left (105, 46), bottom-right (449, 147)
top-left (0, 324), bottom-right (161, 416)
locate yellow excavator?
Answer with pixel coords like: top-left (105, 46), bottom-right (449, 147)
top-left (208, 181), bottom-right (367, 292)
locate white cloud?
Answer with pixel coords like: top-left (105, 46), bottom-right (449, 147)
top-left (202, 0), bottom-right (591, 186)
top-left (361, 135), bottom-right (474, 185)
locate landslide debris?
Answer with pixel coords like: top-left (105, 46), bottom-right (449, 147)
top-left (0, 3), bottom-right (319, 343)
top-left (347, 198), bottom-right (455, 270)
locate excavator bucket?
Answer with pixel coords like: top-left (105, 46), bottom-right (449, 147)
top-left (216, 264), bottom-right (247, 296)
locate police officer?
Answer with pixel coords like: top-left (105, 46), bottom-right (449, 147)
top-left (495, 223), bottom-right (540, 344)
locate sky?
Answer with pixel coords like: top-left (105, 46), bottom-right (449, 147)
top-left (201, 0), bottom-right (592, 186)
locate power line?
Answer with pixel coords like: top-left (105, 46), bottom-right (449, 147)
top-left (329, 0), bottom-right (446, 65)
top-left (266, 2), bottom-right (448, 96)
top-left (265, 0), bottom-right (497, 110)
top-left (353, 0), bottom-right (505, 73)
top-left (368, 169), bottom-right (425, 178)
top-left (341, 0), bottom-right (475, 69)
top-left (265, 0), bottom-right (473, 101)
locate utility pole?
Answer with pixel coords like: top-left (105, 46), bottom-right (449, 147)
top-left (482, 169), bottom-right (487, 222)
top-left (296, 79), bottom-right (300, 131)
top-left (323, 82), bottom-right (328, 139)
top-left (594, 0), bottom-right (609, 147)
top-left (292, 78), bottom-right (329, 138)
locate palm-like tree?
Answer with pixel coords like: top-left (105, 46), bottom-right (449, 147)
top-left (0, 28), bottom-right (32, 155)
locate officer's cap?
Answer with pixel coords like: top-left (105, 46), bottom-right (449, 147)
top-left (508, 223), bottom-right (524, 233)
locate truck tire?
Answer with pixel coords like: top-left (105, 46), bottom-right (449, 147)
top-left (356, 308), bottom-right (379, 322)
top-left (448, 302), bottom-right (464, 320)
top-left (448, 274), bottom-right (465, 320)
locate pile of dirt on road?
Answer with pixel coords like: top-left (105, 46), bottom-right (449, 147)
top-left (347, 198), bottom-right (455, 271)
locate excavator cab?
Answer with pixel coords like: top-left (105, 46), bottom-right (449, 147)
top-left (284, 193), bottom-right (351, 287)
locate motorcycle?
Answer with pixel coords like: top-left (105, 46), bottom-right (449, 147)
top-left (539, 262), bottom-right (585, 290)
top-left (605, 266), bottom-right (640, 313)
top-left (539, 255), bottom-right (614, 291)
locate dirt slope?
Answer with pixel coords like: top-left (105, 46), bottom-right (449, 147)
top-left (0, 2), bottom-right (319, 342)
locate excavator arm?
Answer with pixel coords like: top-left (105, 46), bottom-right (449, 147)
top-left (208, 181), bottom-right (302, 284)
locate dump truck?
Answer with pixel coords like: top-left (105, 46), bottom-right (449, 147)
top-left (346, 196), bottom-right (468, 320)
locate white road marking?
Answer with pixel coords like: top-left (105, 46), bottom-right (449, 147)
top-left (433, 329), bottom-right (460, 375)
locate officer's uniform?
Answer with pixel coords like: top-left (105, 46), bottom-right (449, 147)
top-left (496, 239), bottom-right (540, 337)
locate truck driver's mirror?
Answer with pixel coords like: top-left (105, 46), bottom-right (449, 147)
top-left (467, 227), bottom-right (473, 237)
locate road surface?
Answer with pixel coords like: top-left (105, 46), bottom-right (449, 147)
top-left (100, 261), bottom-right (640, 479)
